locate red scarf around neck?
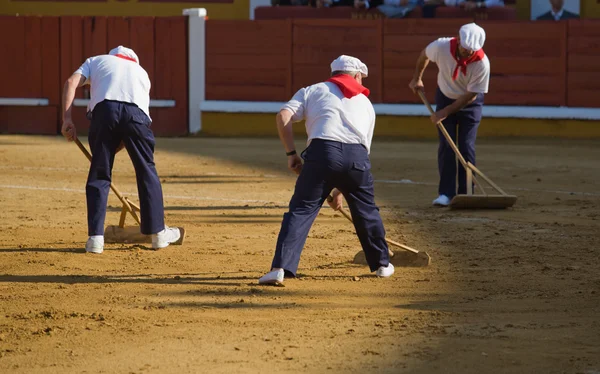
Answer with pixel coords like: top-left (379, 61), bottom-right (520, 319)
top-left (114, 54), bottom-right (137, 63)
top-left (326, 74), bottom-right (370, 98)
top-left (450, 37), bottom-right (485, 81)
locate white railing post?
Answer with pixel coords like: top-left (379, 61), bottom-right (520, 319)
top-left (183, 8), bottom-right (207, 134)
top-left (249, 0), bottom-right (272, 19)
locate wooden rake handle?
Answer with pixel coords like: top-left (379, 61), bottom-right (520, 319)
top-left (417, 90), bottom-right (469, 170)
top-left (417, 91), bottom-right (509, 197)
top-left (74, 137), bottom-right (141, 224)
top-left (327, 195), bottom-right (419, 255)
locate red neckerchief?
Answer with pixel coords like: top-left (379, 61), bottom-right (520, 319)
top-left (326, 74), bottom-right (370, 98)
top-left (114, 54), bottom-right (137, 63)
top-left (450, 37), bottom-right (485, 81)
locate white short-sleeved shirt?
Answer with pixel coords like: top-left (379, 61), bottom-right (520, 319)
top-left (425, 37), bottom-right (490, 99)
top-left (281, 82), bottom-right (376, 153)
top-left (75, 55), bottom-right (152, 120)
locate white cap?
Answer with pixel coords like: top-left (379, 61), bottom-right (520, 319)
top-left (330, 55), bottom-right (368, 77)
top-left (459, 23), bottom-right (486, 51)
top-left (109, 46), bottom-right (140, 64)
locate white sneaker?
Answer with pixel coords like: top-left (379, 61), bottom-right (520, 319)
top-left (376, 263), bottom-right (395, 278)
top-left (432, 195), bottom-right (451, 207)
top-left (86, 235), bottom-right (104, 254)
top-left (258, 268), bottom-right (285, 286)
top-left (152, 226), bottom-right (181, 249)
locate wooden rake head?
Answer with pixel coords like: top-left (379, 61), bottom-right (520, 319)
top-left (327, 196), bottom-right (431, 267)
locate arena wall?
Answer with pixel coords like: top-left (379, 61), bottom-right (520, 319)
top-left (0, 15), bottom-right (188, 136)
top-left (1, 14), bottom-right (599, 138)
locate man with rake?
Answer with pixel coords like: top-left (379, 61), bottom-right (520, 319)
top-left (61, 46), bottom-right (181, 254)
top-left (409, 23), bottom-right (490, 207)
top-left (259, 55), bottom-right (395, 286)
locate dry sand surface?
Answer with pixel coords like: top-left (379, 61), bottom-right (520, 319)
top-left (0, 135), bottom-right (599, 374)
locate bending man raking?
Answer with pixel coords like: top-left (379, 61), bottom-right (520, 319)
top-left (409, 23), bottom-right (490, 207)
top-left (61, 46), bottom-right (181, 254)
top-left (259, 55), bottom-right (395, 286)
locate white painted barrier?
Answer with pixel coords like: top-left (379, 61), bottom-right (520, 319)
top-left (72, 99), bottom-right (176, 108)
top-left (200, 100), bottom-right (600, 120)
top-left (0, 98), bottom-right (49, 106)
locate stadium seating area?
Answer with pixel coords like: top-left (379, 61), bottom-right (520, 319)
top-left (256, 0), bottom-right (517, 20)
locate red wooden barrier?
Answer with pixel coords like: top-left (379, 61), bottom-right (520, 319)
top-left (60, 17), bottom-right (88, 129)
top-left (206, 20), bottom-right (293, 101)
top-left (292, 19), bottom-right (383, 102)
top-left (567, 20), bottom-right (600, 108)
top-left (152, 16), bottom-right (188, 136)
top-left (0, 16), bottom-right (59, 134)
top-left (479, 21), bottom-right (567, 106)
top-left (41, 18), bottom-right (61, 107)
top-left (4, 16), bottom-right (600, 137)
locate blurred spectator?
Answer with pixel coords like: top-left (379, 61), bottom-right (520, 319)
top-left (354, 0), bottom-right (424, 17)
top-left (315, 0), bottom-right (353, 7)
top-left (271, 0), bottom-right (313, 5)
top-left (442, 0), bottom-right (504, 10)
top-left (536, 0), bottom-right (579, 20)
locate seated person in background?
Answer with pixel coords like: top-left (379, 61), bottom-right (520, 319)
top-left (442, 0), bottom-right (504, 10)
top-left (354, 0), bottom-right (424, 17)
top-left (271, 0), bottom-right (313, 6)
top-left (316, 0), bottom-right (353, 7)
top-left (536, 0), bottom-right (579, 20)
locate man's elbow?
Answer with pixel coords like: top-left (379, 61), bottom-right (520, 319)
top-left (276, 111), bottom-right (284, 126)
top-left (64, 77), bottom-right (76, 89)
top-left (466, 92), bottom-right (478, 102)
top-left (276, 110), bottom-right (292, 125)
top-left (65, 74), bottom-right (84, 89)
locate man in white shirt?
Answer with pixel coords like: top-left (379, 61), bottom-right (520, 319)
top-left (409, 23), bottom-right (490, 207)
top-left (61, 46), bottom-right (180, 254)
top-left (259, 55), bottom-right (395, 285)
top-left (536, 0), bottom-right (579, 20)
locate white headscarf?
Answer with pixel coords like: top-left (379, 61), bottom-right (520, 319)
top-left (459, 23), bottom-right (486, 51)
top-left (330, 55), bottom-right (369, 78)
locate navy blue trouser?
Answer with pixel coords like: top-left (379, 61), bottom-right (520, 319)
top-left (435, 88), bottom-right (484, 199)
top-left (86, 100), bottom-right (165, 236)
top-left (271, 139), bottom-right (390, 276)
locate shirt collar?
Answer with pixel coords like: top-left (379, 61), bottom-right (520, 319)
top-left (551, 8), bottom-right (564, 20)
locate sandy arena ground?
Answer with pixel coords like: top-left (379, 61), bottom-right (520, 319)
top-left (0, 134), bottom-right (599, 374)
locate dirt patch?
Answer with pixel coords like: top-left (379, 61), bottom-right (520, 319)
top-left (0, 135), bottom-right (599, 373)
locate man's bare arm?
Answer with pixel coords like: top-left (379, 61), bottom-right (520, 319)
top-left (62, 74), bottom-right (86, 121)
top-left (409, 49), bottom-right (430, 93)
top-left (276, 109), bottom-right (303, 175)
top-left (61, 73), bottom-right (86, 141)
top-left (413, 49), bottom-right (430, 82)
top-left (276, 109), bottom-right (295, 153)
top-left (440, 92), bottom-right (478, 116)
top-left (430, 92), bottom-right (478, 125)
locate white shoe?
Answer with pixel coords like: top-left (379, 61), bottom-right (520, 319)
top-left (376, 263), bottom-right (395, 278)
top-left (152, 226), bottom-right (181, 249)
top-left (432, 195), bottom-right (451, 207)
top-left (258, 268), bottom-right (285, 286)
top-left (86, 235), bottom-right (104, 254)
